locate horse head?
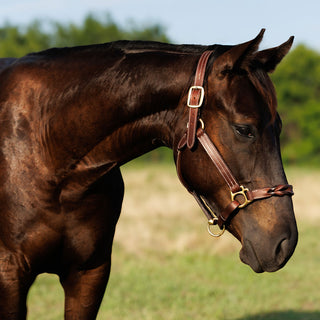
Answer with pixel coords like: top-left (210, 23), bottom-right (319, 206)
top-left (175, 30), bottom-right (298, 273)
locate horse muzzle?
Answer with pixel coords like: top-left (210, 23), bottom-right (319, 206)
top-left (239, 215), bottom-right (298, 273)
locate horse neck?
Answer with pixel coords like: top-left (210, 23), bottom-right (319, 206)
top-left (45, 49), bottom-right (199, 171)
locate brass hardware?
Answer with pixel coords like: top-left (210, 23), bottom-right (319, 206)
top-left (231, 185), bottom-right (252, 209)
top-left (200, 195), bottom-right (225, 237)
top-left (198, 118), bottom-right (205, 129)
top-left (186, 118), bottom-right (205, 130)
top-left (207, 218), bottom-right (225, 237)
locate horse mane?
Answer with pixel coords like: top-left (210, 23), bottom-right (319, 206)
top-left (25, 39), bottom-right (234, 61)
top-left (109, 40), bottom-right (209, 54)
top-left (24, 40), bottom-right (207, 59)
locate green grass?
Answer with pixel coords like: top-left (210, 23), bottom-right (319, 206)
top-left (101, 222), bottom-right (320, 320)
top-left (26, 165), bottom-right (320, 319)
top-left (27, 222), bottom-right (320, 320)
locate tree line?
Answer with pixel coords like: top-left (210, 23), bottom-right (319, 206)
top-left (0, 14), bottom-right (318, 166)
top-left (271, 45), bottom-right (320, 166)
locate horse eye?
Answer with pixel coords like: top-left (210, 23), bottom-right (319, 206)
top-left (233, 125), bottom-right (255, 139)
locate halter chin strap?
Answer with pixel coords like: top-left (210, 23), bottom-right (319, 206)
top-left (176, 50), bottom-right (294, 237)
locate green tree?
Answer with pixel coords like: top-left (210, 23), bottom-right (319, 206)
top-left (53, 13), bottom-right (168, 47)
top-left (0, 13), bottom-right (169, 57)
top-left (272, 44), bottom-right (320, 166)
top-left (0, 21), bottom-right (51, 56)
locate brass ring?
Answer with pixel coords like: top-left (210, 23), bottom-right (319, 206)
top-left (186, 118), bottom-right (205, 130)
top-left (198, 118), bottom-right (205, 129)
top-left (207, 220), bottom-right (225, 237)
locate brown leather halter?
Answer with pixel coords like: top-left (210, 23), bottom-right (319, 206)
top-left (176, 50), bottom-right (294, 237)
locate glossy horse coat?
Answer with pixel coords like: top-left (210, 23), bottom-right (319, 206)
top-left (0, 30), bottom-right (297, 319)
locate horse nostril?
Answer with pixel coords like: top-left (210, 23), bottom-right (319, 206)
top-left (275, 237), bottom-right (290, 265)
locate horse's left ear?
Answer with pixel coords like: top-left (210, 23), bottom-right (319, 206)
top-left (252, 36), bottom-right (294, 73)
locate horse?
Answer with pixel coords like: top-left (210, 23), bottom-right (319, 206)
top-left (0, 29), bottom-right (298, 319)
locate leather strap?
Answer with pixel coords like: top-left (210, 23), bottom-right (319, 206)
top-left (219, 185), bottom-right (294, 228)
top-left (176, 51), bottom-right (294, 231)
top-left (187, 50), bottom-right (214, 149)
top-left (177, 129), bottom-right (294, 229)
top-left (247, 185), bottom-right (294, 200)
top-left (197, 128), bottom-right (240, 193)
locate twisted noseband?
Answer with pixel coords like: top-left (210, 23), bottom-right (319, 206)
top-left (176, 51), bottom-right (293, 237)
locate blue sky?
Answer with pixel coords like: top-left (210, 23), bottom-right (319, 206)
top-left (1, 0), bottom-right (320, 51)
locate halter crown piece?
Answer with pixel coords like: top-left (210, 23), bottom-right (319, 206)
top-left (176, 51), bottom-right (294, 237)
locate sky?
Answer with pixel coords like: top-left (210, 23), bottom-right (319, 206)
top-left (1, 0), bottom-right (320, 51)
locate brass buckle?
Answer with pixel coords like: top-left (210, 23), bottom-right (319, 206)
top-left (207, 218), bottom-right (225, 237)
top-left (187, 86), bottom-right (204, 108)
top-left (231, 185), bottom-right (252, 209)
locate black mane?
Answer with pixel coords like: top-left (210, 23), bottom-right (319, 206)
top-left (26, 39), bottom-right (233, 59)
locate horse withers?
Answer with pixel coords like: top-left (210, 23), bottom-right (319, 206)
top-left (0, 29), bottom-right (297, 319)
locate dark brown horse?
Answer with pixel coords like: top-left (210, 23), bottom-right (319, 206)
top-left (0, 29), bottom-right (297, 319)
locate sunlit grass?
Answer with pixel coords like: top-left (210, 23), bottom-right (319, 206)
top-left (28, 221), bottom-right (320, 320)
top-left (28, 274), bottom-right (64, 320)
top-left (27, 164), bottom-right (320, 319)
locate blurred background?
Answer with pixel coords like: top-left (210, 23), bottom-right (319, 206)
top-left (1, 1), bottom-right (319, 319)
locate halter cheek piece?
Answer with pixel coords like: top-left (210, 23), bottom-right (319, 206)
top-left (176, 50), bottom-right (294, 237)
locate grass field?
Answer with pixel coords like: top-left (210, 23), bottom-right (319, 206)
top-left (27, 163), bottom-right (320, 320)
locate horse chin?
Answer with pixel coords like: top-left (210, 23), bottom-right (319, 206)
top-left (239, 241), bottom-right (265, 273)
top-left (239, 239), bottom-right (288, 273)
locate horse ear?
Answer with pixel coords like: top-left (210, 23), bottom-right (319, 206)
top-left (252, 36), bottom-right (294, 73)
top-left (213, 28), bottom-right (265, 76)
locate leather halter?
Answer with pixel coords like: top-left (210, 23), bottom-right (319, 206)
top-left (176, 50), bottom-right (294, 237)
